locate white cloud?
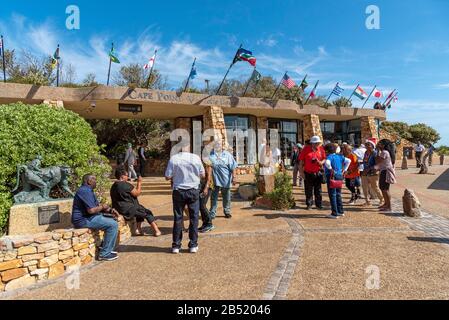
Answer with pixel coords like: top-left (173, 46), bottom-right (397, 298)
top-left (435, 83), bottom-right (449, 89)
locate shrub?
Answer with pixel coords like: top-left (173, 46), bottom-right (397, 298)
top-left (437, 146), bottom-right (449, 156)
top-left (265, 172), bottom-right (296, 210)
top-left (0, 102), bottom-right (112, 235)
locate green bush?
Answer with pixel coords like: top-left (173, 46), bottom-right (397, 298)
top-left (265, 172), bottom-right (296, 210)
top-left (437, 146), bottom-right (449, 156)
top-left (0, 103), bottom-right (112, 235)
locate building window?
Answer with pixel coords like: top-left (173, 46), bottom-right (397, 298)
top-left (268, 119), bottom-right (300, 166)
top-left (321, 120), bottom-right (362, 146)
top-left (224, 115), bottom-right (256, 165)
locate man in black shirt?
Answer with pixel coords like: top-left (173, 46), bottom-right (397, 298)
top-left (110, 166), bottom-right (161, 236)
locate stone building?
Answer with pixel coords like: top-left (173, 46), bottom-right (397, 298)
top-left (0, 83), bottom-right (386, 169)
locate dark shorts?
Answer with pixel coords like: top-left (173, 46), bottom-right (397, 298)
top-left (379, 170), bottom-right (390, 191)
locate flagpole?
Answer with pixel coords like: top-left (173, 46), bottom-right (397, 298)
top-left (242, 67), bottom-right (256, 97)
top-left (385, 91), bottom-right (398, 108)
top-left (362, 85), bottom-right (376, 109)
top-left (56, 44), bottom-right (60, 87)
top-left (146, 49), bottom-right (158, 89)
top-left (305, 80), bottom-right (319, 105)
top-left (344, 84), bottom-right (358, 108)
top-left (293, 74), bottom-right (307, 102)
top-left (107, 43), bottom-right (113, 86)
top-left (325, 82), bottom-right (338, 105)
top-left (183, 57), bottom-right (196, 93)
top-left (383, 89), bottom-right (396, 106)
top-left (271, 71), bottom-right (287, 100)
top-left (1, 35), bottom-right (6, 83)
top-left (216, 44), bottom-right (242, 95)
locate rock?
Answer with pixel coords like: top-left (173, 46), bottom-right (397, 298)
top-left (238, 184), bottom-right (259, 201)
top-left (0, 281), bottom-right (4, 292)
top-left (78, 248), bottom-right (90, 258)
top-left (21, 253), bottom-right (45, 262)
top-left (71, 237), bottom-right (80, 246)
top-left (34, 234), bottom-right (53, 244)
top-left (23, 260), bottom-right (38, 267)
top-left (81, 255), bottom-right (93, 266)
top-left (45, 249), bottom-right (59, 257)
top-left (0, 259), bottom-right (23, 272)
top-left (18, 246), bottom-right (37, 256)
top-left (73, 243), bottom-right (89, 251)
top-left (63, 231), bottom-right (73, 240)
top-left (58, 240), bottom-right (72, 251)
top-left (30, 268), bottom-right (48, 276)
top-left (11, 237), bottom-right (34, 248)
top-left (401, 156), bottom-right (408, 170)
top-left (3, 250), bottom-right (18, 261)
top-left (403, 189), bottom-right (422, 218)
top-left (58, 249), bottom-right (74, 260)
top-left (253, 197), bottom-right (273, 210)
top-left (73, 229), bottom-right (89, 237)
top-left (48, 262), bottom-right (65, 279)
top-left (1, 268), bottom-right (28, 282)
top-left (36, 241), bottom-right (59, 253)
top-left (63, 257), bottom-right (81, 268)
top-left (5, 275), bottom-right (36, 291)
top-left (28, 265), bottom-right (37, 272)
top-left (52, 233), bottom-right (62, 241)
top-left (38, 254), bottom-right (59, 268)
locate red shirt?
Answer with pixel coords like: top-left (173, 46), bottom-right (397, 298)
top-left (299, 145), bottom-right (326, 173)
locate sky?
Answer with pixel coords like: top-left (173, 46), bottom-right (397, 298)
top-left (1, 0), bottom-right (449, 145)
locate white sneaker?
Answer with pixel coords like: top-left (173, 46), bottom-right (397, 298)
top-left (172, 248), bottom-right (180, 254)
top-left (189, 247), bottom-right (199, 254)
top-left (327, 214), bottom-right (339, 219)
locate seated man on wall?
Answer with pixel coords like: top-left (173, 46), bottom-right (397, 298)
top-left (110, 166), bottom-right (162, 237)
top-left (72, 174), bottom-right (119, 262)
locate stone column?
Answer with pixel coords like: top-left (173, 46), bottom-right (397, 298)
top-left (203, 106), bottom-right (227, 146)
top-left (174, 118), bottom-right (191, 131)
top-left (303, 114), bottom-right (323, 141)
top-left (361, 116), bottom-right (379, 142)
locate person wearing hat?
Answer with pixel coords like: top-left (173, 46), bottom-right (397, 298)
top-left (124, 143), bottom-right (138, 182)
top-left (299, 136), bottom-right (326, 210)
top-left (291, 143), bottom-right (304, 187)
top-left (360, 138), bottom-right (384, 207)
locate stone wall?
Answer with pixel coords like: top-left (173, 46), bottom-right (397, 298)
top-left (203, 106), bottom-right (227, 146)
top-left (0, 217), bottom-right (131, 293)
top-left (303, 114), bottom-right (323, 141)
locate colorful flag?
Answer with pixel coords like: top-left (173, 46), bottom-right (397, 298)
top-left (281, 74), bottom-right (296, 89)
top-left (250, 69), bottom-right (262, 83)
top-left (189, 64), bottom-right (197, 80)
top-left (233, 48), bottom-right (257, 67)
top-left (300, 78), bottom-right (309, 90)
top-left (109, 48), bottom-right (120, 64)
top-left (354, 85), bottom-right (368, 100)
top-left (373, 88), bottom-right (383, 99)
top-left (385, 90), bottom-right (395, 102)
top-left (51, 47), bottom-right (60, 69)
top-left (144, 53), bottom-right (156, 70)
top-left (332, 83), bottom-right (344, 96)
top-left (309, 81), bottom-right (319, 99)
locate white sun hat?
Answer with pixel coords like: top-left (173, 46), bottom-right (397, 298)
top-left (310, 136), bottom-right (322, 144)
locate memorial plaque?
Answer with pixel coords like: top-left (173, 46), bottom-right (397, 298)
top-left (119, 103), bottom-right (142, 113)
top-left (38, 205), bottom-right (61, 225)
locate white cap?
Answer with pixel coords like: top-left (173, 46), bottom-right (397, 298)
top-left (310, 136), bottom-right (322, 144)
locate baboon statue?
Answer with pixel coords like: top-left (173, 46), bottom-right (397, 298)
top-left (403, 189), bottom-right (422, 218)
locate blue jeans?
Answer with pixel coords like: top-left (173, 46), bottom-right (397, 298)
top-left (327, 185), bottom-right (344, 215)
top-left (85, 215), bottom-right (119, 258)
top-left (172, 189), bottom-right (200, 249)
top-left (210, 186), bottom-right (232, 218)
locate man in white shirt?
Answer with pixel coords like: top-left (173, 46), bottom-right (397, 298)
top-left (415, 142), bottom-right (425, 168)
top-left (165, 146), bottom-right (205, 254)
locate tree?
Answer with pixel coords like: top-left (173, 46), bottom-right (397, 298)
top-left (82, 73), bottom-right (99, 87)
top-left (408, 123), bottom-right (440, 146)
top-left (113, 63), bottom-right (167, 89)
top-left (333, 97), bottom-right (352, 108)
top-left (0, 102), bottom-right (111, 235)
top-left (380, 121), bottom-right (412, 140)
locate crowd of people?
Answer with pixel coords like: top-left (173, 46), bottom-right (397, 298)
top-left (71, 136), bottom-right (398, 260)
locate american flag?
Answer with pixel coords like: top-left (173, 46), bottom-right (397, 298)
top-left (281, 73), bottom-right (296, 89)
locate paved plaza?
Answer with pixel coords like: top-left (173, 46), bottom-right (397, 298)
top-left (2, 162), bottom-right (449, 300)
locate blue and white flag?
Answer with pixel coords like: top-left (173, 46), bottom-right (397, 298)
top-left (189, 65), bottom-right (197, 80)
top-left (332, 83), bottom-right (344, 96)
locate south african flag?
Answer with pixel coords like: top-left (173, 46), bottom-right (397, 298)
top-left (233, 48), bottom-right (256, 67)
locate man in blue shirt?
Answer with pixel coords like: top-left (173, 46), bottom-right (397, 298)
top-left (72, 174), bottom-right (119, 261)
top-left (208, 141), bottom-right (238, 220)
